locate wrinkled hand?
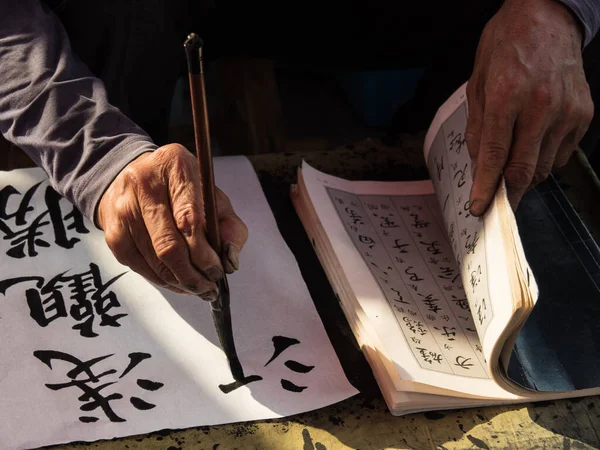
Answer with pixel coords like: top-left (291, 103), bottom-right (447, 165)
top-left (97, 144), bottom-right (248, 300)
top-left (467, 0), bottom-right (594, 215)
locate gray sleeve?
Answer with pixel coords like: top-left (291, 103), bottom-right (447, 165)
top-left (557, 0), bottom-right (600, 46)
top-left (0, 0), bottom-right (158, 226)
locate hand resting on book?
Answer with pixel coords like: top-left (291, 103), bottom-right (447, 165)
top-left (465, 0), bottom-right (593, 216)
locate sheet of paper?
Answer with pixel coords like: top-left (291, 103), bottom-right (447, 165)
top-left (0, 156), bottom-right (358, 450)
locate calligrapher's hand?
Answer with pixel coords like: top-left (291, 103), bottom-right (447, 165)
top-left (466, 0), bottom-right (593, 215)
top-left (97, 144), bottom-right (248, 299)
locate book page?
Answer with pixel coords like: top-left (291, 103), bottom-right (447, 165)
top-left (423, 83), bottom-right (528, 357)
top-left (424, 102), bottom-right (494, 339)
top-left (300, 161), bottom-right (519, 398)
top-left (327, 189), bottom-right (488, 378)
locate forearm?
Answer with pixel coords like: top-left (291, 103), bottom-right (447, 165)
top-left (556, 0), bottom-right (600, 45)
top-left (0, 0), bottom-right (157, 225)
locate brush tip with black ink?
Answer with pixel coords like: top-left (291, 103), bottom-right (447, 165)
top-left (229, 356), bottom-right (245, 382)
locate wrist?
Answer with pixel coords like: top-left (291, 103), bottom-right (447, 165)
top-left (550, 0), bottom-right (586, 46)
top-left (511, 0), bottom-right (585, 48)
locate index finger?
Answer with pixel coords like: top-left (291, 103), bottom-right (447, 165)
top-left (168, 158), bottom-right (224, 281)
top-left (216, 188), bottom-right (249, 273)
top-left (469, 105), bottom-right (516, 216)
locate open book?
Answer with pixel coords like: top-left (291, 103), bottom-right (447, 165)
top-left (291, 83), bottom-right (600, 415)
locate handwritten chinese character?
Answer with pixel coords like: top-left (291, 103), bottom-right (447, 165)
top-left (405, 266), bottom-right (424, 282)
top-left (477, 298), bottom-right (487, 325)
top-left (455, 356), bottom-right (474, 369)
top-left (453, 163), bottom-right (468, 188)
top-left (451, 295), bottom-right (469, 310)
top-left (465, 232), bottom-right (480, 255)
top-left (219, 335), bottom-right (314, 394)
top-left (390, 288), bottom-right (409, 304)
top-left (418, 293), bottom-right (442, 314)
top-left (420, 240), bottom-right (441, 255)
top-left (0, 183), bottom-right (89, 258)
top-left (438, 266), bottom-right (455, 280)
top-left (416, 347), bottom-right (443, 364)
top-left (0, 263), bottom-right (127, 337)
top-left (410, 213), bottom-right (429, 229)
top-left (470, 265), bottom-right (482, 293)
top-left (358, 235), bottom-right (376, 249)
top-left (379, 215), bottom-right (399, 228)
top-left (34, 350), bottom-right (162, 423)
top-left (403, 316), bottom-right (428, 336)
top-left (435, 326), bottom-right (456, 341)
top-left (393, 239), bottom-right (409, 254)
top-left (447, 130), bottom-right (466, 154)
top-left (344, 207), bottom-right (364, 225)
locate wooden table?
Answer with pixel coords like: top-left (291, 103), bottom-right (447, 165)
top-left (5, 137), bottom-right (599, 449)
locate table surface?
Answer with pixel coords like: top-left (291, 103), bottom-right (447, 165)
top-left (6, 137), bottom-right (599, 450)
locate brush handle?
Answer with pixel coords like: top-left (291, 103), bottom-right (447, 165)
top-left (184, 33), bottom-right (221, 255)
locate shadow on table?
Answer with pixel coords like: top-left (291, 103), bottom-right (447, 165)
top-left (251, 395), bottom-right (512, 449)
top-left (526, 398), bottom-right (600, 449)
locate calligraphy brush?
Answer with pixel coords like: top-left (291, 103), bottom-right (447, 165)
top-left (184, 33), bottom-right (244, 381)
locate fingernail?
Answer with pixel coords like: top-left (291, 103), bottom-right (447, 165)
top-left (199, 289), bottom-right (219, 302)
top-left (469, 199), bottom-right (482, 216)
top-left (204, 265), bottom-right (224, 282)
top-left (226, 244), bottom-right (240, 271)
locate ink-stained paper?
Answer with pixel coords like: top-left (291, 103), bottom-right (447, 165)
top-left (0, 156), bottom-right (358, 450)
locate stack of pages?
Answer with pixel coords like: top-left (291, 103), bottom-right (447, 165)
top-left (291, 83), bottom-right (600, 415)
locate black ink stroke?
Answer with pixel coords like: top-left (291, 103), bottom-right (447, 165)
top-left (281, 379), bottom-right (307, 392)
top-left (130, 397), bottom-right (156, 410)
top-left (79, 416), bottom-right (99, 423)
top-left (120, 353), bottom-right (151, 378)
top-left (264, 336), bottom-right (300, 366)
top-left (442, 194), bottom-right (450, 213)
top-left (218, 375), bottom-right (263, 394)
top-left (137, 379), bottom-right (164, 391)
top-left (436, 156), bottom-right (444, 181)
top-left (284, 360), bottom-right (315, 373)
